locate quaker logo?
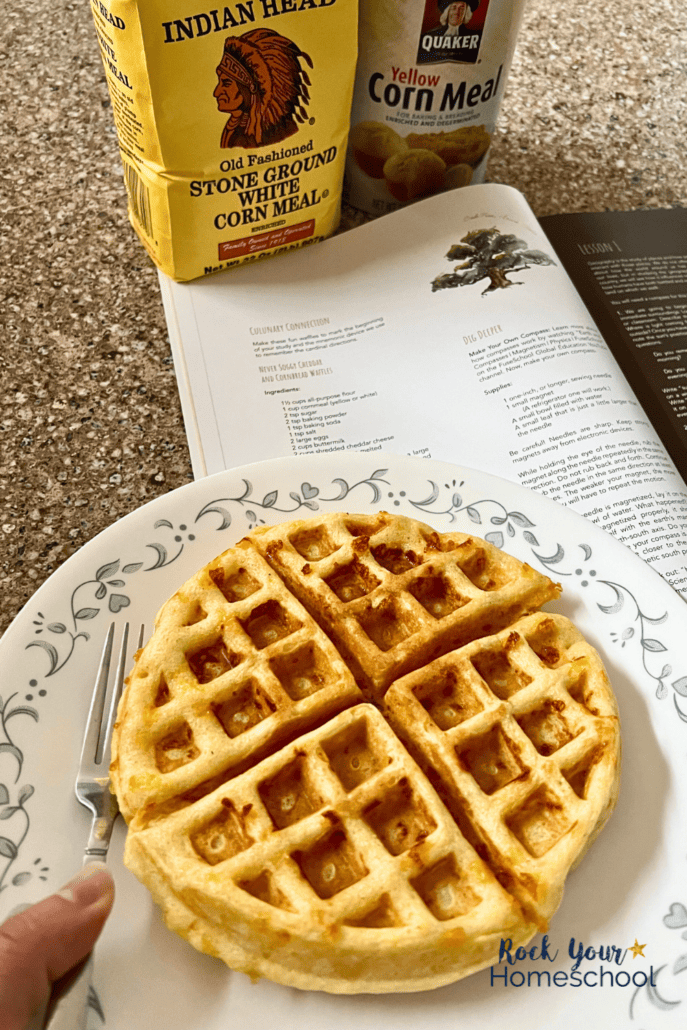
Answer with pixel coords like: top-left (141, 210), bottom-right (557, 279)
top-left (214, 28), bottom-right (313, 148)
top-left (416, 0), bottom-right (490, 66)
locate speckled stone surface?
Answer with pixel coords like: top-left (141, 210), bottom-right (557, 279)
top-left (1, 0), bottom-right (685, 635)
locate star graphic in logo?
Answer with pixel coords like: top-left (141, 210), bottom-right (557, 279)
top-left (629, 939), bottom-right (647, 959)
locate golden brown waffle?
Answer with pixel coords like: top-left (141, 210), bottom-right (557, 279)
top-left (252, 512), bottom-right (560, 700)
top-left (383, 612), bottom-right (620, 931)
top-left (112, 542), bottom-right (362, 826)
top-left (124, 704), bottom-right (533, 993)
top-left (112, 513), bottom-right (620, 994)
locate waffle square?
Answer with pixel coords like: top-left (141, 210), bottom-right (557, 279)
top-left (112, 513), bottom-right (620, 994)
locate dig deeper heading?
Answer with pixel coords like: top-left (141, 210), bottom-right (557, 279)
top-left (491, 936), bottom-right (657, 988)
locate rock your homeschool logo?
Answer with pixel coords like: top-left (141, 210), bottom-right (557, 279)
top-left (491, 934), bottom-right (657, 990)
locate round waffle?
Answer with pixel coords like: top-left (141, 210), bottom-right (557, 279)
top-left (111, 512), bottom-right (620, 993)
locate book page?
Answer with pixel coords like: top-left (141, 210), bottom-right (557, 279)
top-left (161, 184), bottom-right (687, 594)
top-left (540, 209), bottom-right (687, 482)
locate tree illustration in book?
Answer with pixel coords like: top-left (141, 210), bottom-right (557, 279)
top-left (431, 228), bottom-right (555, 294)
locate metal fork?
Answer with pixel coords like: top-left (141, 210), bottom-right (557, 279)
top-left (76, 621), bottom-right (144, 865)
top-left (42, 622), bottom-right (144, 1030)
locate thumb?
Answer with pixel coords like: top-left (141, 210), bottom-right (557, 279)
top-left (0, 863), bottom-right (115, 1030)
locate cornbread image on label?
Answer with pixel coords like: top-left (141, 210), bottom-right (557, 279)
top-left (88, 0), bottom-right (357, 281)
top-left (111, 512), bottom-right (621, 993)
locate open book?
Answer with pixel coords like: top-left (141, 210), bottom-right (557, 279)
top-left (159, 184), bottom-right (687, 596)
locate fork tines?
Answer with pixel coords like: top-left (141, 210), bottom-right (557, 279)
top-left (81, 623), bottom-right (145, 771)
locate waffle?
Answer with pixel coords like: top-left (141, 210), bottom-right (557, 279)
top-left (382, 611), bottom-right (621, 931)
top-left (112, 541), bottom-right (362, 826)
top-left (112, 512), bottom-right (620, 994)
top-left (251, 512), bottom-right (559, 700)
top-left (124, 704), bottom-right (533, 992)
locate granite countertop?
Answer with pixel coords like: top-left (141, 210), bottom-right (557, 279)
top-left (1, 0), bottom-right (685, 636)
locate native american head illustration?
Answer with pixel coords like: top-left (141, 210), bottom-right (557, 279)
top-left (213, 28), bottom-right (313, 149)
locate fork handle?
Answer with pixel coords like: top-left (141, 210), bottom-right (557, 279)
top-left (43, 954), bottom-right (92, 1030)
top-left (82, 793), bottom-right (119, 861)
top-left (45, 847), bottom-right (112, 1026)
top-left (83, 847), bottom-right (109, 865)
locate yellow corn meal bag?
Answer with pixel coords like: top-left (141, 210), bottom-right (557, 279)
top-left (344, 0), bottom-right (526, 216)
top-left (89, 0), bottom-right (358, 281)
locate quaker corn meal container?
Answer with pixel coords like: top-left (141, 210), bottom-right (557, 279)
top-left (344, 0), bottom-right (527, 216)
top-left (88, 0), bottom-right (358, 281)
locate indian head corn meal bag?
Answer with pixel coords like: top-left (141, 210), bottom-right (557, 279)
top-left (89, 0), bottom-right (358, 280)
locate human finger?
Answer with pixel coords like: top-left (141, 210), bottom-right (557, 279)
top-left (0, 863), bottom-right (115, 1030)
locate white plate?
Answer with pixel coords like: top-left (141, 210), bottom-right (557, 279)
top-left (1, 453), bottom-right (687, 1030)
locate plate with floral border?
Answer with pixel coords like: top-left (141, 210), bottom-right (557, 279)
top-left (1, 453), bottom-right (687, 1030)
